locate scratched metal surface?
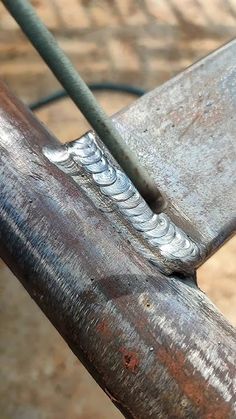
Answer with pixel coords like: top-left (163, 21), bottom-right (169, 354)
top-left (0, 83), bottom-right (236, 418)
top-left (112, 40), bottom-right (236, 259)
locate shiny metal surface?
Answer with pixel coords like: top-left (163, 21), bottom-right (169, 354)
top-left (111, 40), bottom-right (236, 262)
top-left (0, 80), bottom-right (235, 418)
top-left (44, 132), bottom-right (201, 274)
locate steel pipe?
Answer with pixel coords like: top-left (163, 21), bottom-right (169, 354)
top-left (0, 81), bottom-right (235, 417)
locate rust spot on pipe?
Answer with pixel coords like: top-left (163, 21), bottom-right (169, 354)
top-left (96, 320), bottom-right (111, 338)
top-left (120, 348), bottom-right (139, 373)
top-left (158, 348), bottom-right (231, 418)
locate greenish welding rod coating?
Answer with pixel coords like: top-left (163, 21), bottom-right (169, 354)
top-left (2, 0), bottom-right (157, 205)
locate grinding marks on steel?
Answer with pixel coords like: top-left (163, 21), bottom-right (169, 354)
top-left (44, 132), bottom-right (203, 273)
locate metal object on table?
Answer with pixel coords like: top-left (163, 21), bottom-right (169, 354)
top-left (0, 44), bottom-right (236, 418)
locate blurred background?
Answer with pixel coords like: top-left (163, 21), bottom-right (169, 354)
top-left (0, 1), bottom-right (235, 418)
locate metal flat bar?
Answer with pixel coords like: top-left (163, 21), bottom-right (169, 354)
top-left (110, 40), bottom-right (236, 263)
top-left (1, 0), bottom-right (157, 205)
top-left (0, 81), bottom-right (235, 418)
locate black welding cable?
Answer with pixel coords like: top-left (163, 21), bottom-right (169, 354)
top-left (2, 0), bottom-right (157, 205)
top-left (29, 83), bottom-right (146, 111)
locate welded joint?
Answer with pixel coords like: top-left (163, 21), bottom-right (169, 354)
top-left (44, 132), bottom-right (204, 274)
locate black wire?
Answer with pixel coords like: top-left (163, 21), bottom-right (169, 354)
top-left (29, 83), bottom-right (146, 111)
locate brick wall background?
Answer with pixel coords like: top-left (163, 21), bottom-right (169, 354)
top-left (0, 1), bottom-right (236, 418)
top-left (1, 0), bottom-right (236, 102)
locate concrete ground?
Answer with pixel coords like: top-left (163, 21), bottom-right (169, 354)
top-left (0, 1), bottom-right (235, 418)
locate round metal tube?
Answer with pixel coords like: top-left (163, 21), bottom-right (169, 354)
top-left (0, 81), bottom-right (235, 418)
top-left (1, 0), bottom-right (157, 205)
